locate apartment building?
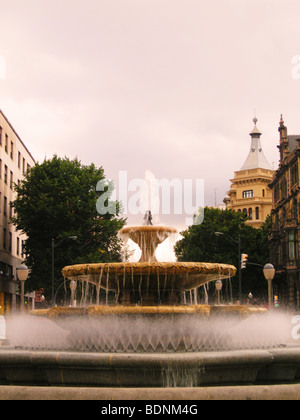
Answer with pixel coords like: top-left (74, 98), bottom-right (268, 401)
top-left (269, 116), bottom-right (300, 307)
top-left (0, 110), bottom-right (35, 314)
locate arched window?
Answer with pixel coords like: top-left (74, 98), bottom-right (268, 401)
top-left (243, 208), bottom-right (247, 215)
top-left (248, 208), bottom-right (253, 220)
top-left (255, 207), bottom-right (259, 220)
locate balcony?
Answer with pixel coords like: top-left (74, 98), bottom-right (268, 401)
top-left (233, 197), bottom-right (272, 205)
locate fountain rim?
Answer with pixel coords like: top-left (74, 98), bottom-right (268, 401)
top-left (119, 225), bottom-right (178, 235)
top-left (62, 261), bottom-right (237, 278)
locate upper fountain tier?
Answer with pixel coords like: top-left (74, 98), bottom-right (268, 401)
top-left (119, 225), bottom-right (178, 262)
top-left (62, 224), bottom-right (236, 305)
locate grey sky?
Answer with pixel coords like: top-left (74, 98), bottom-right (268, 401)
top-left (1, 0), bottom-right (300, 229)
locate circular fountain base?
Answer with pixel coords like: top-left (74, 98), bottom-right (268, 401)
top-left (0, 347), bottom-right (300, 388)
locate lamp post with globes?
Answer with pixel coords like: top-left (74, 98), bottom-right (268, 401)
top-left (17, 264), bottom-right (29, 313)
top-left (263, 263), bottom-right (276, 308)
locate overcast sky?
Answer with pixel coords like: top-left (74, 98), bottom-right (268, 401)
top-left (1, 0), bottom-right (300, 229)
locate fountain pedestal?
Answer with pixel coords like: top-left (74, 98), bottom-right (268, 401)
top-left (119, 225), bottom-right (178, 262)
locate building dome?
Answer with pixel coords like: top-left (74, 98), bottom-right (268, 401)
top-left (240, 118), bottom-right (272, 171)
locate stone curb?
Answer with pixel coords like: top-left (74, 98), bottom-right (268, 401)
top-left (0, 384), bottom-right (300, 400)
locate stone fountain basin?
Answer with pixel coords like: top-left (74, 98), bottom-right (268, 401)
top-left (1, 347), bottom-right (299, 388)
top-left (62, 261), bottom-right (237, 292)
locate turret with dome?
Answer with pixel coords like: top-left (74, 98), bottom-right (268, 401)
top-left (224, 117), bottom-right (275, 228)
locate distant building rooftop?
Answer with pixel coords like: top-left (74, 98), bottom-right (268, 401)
top-left (240, 118), bottom-right (272, 171)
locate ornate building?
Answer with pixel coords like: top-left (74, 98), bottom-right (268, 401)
top-left (269, 116), bottom-right (300, 308)
top-left (225, 118), bottom-right (275, 228)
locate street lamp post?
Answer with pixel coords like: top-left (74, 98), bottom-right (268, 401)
top-left (215, 232), bottom-right (242, 303)
top-left (263, 263), bottom-right (276, 308)
top-left (17, 264), bottom-right (29, 313)
top-left (51, 236), bottom-right (77, 302)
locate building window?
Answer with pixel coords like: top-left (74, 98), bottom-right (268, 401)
top-left (243, 190), bottom-right (254, 198)
top-left (0, 126), bottom-right (2, 146)
top-left (3, 229), bottom-right (6, 249)
top-left (291, 161), bottom-right (299, 187)
top-left (16, 237), bottom-right (20, 256)
top-left (255, 207), bottom-right (260, 220)
top-left (280, 178), bottom-right (287, 200)
top-left (293, 199), bottom-right (298, 221)
top-left (3, 196), bottom-right (7, 216)
top-left (10, 171), bottom-right (13, 190)
top-left (5, 134), bottom-right (8, 153)
top-left (22, 240), bottom-right (26, 258)
top-left (248, 208), bottom-right (253, 220)
top-left (22, 158), bottom-right (25, 174)
top-left (274, 183), bottom-right (280, 203)
top-left (262, 189), bottom-right (265, 197)
top-left (10, 141), bottom-right (14, 160)
top-left (18, 151), bottom-right (21, 169)
top-left (8, 232), bottom-right (12, 252)
top-left (243, 208), bottom-right (248, 216)
top-left (4, 165), bottom-right (7, 184)
top-left (289, 232), bottom-right (296, 260)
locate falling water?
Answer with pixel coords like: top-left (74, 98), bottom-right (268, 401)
top-left (140, 169), bottom-right (160, 225)
top-left (6, 310), bottom-right (293, 353)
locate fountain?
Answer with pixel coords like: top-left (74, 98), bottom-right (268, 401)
top-left (0, 215), bottom-right (300, 397)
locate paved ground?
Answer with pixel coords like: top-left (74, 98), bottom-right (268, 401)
top-left (0, 384), bottom-right (300, 400)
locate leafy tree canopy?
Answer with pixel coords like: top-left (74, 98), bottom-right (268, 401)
top-left (12, 155), bottom-right (126, 297)
top-left (175, 208), bottom-right (272, 302)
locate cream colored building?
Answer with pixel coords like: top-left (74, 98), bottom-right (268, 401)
top-left (225, 118), bottom-right (275, 228)
top-left (0, 110), bottom-right (35, 314)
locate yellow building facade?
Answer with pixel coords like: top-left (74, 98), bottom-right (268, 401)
top-left (225, 118), bottom-right (275, 228)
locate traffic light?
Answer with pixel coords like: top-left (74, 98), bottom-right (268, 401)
top-left (241, 254), bottom-right (248, 269)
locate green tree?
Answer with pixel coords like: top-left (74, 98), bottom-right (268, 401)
top-left (175, 208), bottom-right (271, 302)
top-left (12, 155), bottom-right (125, 298)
